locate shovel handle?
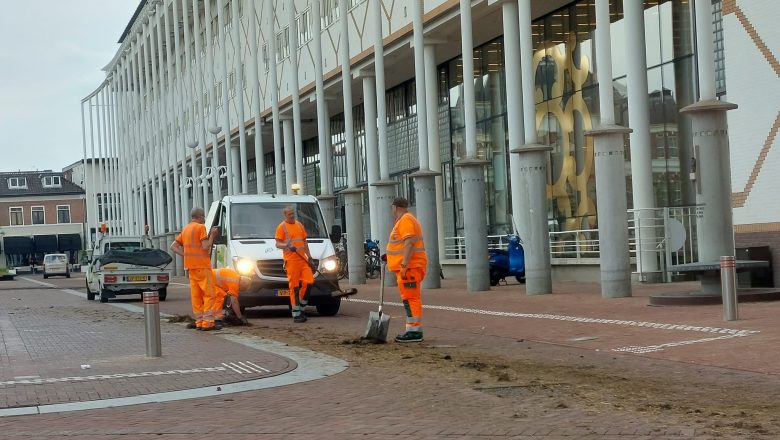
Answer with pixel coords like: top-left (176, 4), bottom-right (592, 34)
top-left (378, 261), bottom-right (385, 315)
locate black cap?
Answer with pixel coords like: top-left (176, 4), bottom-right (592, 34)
top-left (391, 197), bottom-right (409, 208)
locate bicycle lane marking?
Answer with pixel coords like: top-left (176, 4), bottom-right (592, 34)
top-left (344, 298), bottom-right (759, 353)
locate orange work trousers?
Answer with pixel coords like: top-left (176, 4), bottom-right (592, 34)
top-left (285, 259), bottom-right (314, 316)
top-left (395, 267), bottom-right (425, 333)
top-left (189, 268), bottom-right (216, 328)
top-left (213, 287), bottom-right (239, 320)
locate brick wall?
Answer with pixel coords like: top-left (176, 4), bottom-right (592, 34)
top-left (0, 199), bottom-right (86, 226)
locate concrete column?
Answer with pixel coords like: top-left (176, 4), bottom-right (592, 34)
top-left (624, 0), bottom-right (659, 281)
top-left (228, 0), bottom-right (248, 193)
top-left (282, 117), bottom-right (295, 194)
top-left (203, 0), bottom-right (224, 201)
top-left (312, 0), bottom-right (335, 229)
top-left (165, 1), bottom-right (183, 235)
top-left (96, 89), bottom-right (106, 230)
top-left (216, 0), bottom-right (236, 195)
top-left (287, 0), bottom-right (305, 188)
top-left (585, 0), bottom-right (633, 298)
top-left (457, 0), bottom-right (490, 292)
top-left (140, 25), bottom-right (155, 232)
top-left (369, 0), bottom-right (398, 286)
top-left (181, 0), bottom-right (200, 211)
top-left (191, 0), bottom-right (210, 208)
top-left (246, 0), bottom-right (265, 195)
top-left (515, 0), bottom-right (553, 294)
top-left (424, 43), bottom-right (446, 263)
top-left (154, 6), bottom-right (174, 235)
top-left (266, 0), bottom-right (284, 195)
top-left (340, 0), bottom-right (365, 285)
top-left (681, 0), bottom-right (738, 278)
top-left (146, 20), bottom-right (164, 235)
top-left (361, 74), bottom-right (380, 240)
top-left (80, 100), bottom-right (92, 248)
top-left (410, 1), bottom-right (441, 289)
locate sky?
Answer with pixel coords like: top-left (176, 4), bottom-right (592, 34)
top-left (0, 0), bottom-right (140, 173)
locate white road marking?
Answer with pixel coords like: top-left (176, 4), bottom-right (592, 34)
top-left (245, 360), bottom-right (271, 373)
top-left (345, 298), bottom-right (761, 353)
top-left (0, 367), bottom-right (227, 387)
top-left (221, 362), bottom-right (245, 374)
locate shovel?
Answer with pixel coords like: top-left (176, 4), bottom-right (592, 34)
top-left (364, 262), bottom-right (390, 343)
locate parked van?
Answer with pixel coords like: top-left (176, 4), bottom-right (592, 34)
top-left (205, 194), bottom-right (344, 316)
top-left (43, 253), bottom-right (70, 279)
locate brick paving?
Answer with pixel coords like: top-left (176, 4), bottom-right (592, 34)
top-left (0, 273), bottom-right (779, 438)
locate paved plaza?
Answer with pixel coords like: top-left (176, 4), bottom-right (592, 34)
top-left (1, 273), bottom-right (779, 439)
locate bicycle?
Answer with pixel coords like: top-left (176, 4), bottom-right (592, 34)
top-left (364, 240), bottom-right (381, 279)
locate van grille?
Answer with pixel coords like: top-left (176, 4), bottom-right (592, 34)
top-left (256, 259), bottom-right (319, 278)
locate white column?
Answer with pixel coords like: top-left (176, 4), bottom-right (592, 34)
top-left (165, 1), bottom-right (183, 233)
top-left (155, 5), bottom-right (174, 235)
top-left (267, 0), bottom-right (284, 195)
top-left (411, 1), bottom-right (441, 289)
top-left (370, 0), bottom-right (397, 286)
top-left (624, 0), bottom-right (659, 281)
top-left (182, 0), bottom-right (200, 211)
top-left (361, 74), bottom-right (380, 240)
top-left (80, 99), bottom-right (92, 248)
top-left (141, 23), bottom-right (155, 233)
top-left (246, 0), bottom-right (265, 194)
top-left (192, 0), bottom-right (211, 208)
top-left (423, 43), bottom-right (446, 264)
top-left (148, 19), bottom-right (165, 235)
top-left (282, 117), bottom-right (295, 193)
top-left (204, 0), bottom-right (224, 200)
top-left (97, 88), bottom-right (107, 232)
top-left (339, 0), bottom-right (366, 285)
top-left (457, 0), bottom-right (490, 291)
top-left (695, 0), bottom-right (716, 101)
top-left (230, 0), bottom-right (249, 193)
top-left (287, 0), bottom-right (304, 188)
top-left (312, 0), bottom-right (335, 228)
top-left (586, 0), bottom-right (633, 298)
top-left (107, 80), bottom-right (119, 233)
top-left (216, 0), bottom-right (234, 196)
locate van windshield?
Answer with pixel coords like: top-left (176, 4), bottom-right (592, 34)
top-left (105, 242), bottom-right (144, 252)
top-left (230, 202), bottom-right (328, 240)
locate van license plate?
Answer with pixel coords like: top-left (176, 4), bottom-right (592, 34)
top-left (127, 275), bottom-right (148, 282)
top-left (276, 289), bottom-right (290, 297)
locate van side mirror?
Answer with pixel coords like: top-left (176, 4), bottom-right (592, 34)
top-left (330, 225), bottom-right (342, 244)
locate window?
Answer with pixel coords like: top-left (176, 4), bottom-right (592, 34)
top-left (321, 0), bottom-right (340, 28)
top-left (9, 207), bottom-right (23, 225)
top-left (276, 27), bottom-right (290, 62)
top-left (31, 206), bottom-right (45, 225)
top-left (228, 72), bottom-right (236, 97)
top-left (8, 177), bottom-right (27, 189)
top-left (262, 43), bottom-right (270, 72)
top-left (215, 83), bottom-right (223, 107)
top-left (298, 8), bottom-right (312, 45)
top-left (42, 176), bottom-right (61, 187)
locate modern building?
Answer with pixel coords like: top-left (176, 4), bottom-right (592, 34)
top-left (0, 171), bottom-right (86, 268)
top-left (83, 0), bottom-right (768, 289)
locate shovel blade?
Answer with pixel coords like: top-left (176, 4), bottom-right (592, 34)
top-left (364, 311), bottom-right (391, 343)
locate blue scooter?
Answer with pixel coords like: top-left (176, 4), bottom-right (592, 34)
top-left (488, 234), bottom-right (526, 286)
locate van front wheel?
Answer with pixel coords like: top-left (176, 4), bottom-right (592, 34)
top-left (316, 300), bottom-right (340, 316)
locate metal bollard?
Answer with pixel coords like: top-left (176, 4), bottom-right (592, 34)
top-left (143, 291), bottom-right (162, 357)
top-left (720, 256), bottom-right (738, 321)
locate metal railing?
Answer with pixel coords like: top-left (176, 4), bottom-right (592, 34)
top-left (443, 206), bottom-right (700, 283)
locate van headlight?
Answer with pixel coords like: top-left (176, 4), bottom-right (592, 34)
top-left (233, 257), bottom-right (255, 276)
top-left (319, 256), bottom-right (338, 273)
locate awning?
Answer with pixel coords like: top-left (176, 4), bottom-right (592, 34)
top-left (3, 236), bottom-right (33, 254)
top-left (33, 235), bottom-right (59, 254)
top-left (58, 233), bottom-right (82, 252)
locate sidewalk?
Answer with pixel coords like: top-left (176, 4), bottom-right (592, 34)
top-left (0, 276), bottom-right (330, 413)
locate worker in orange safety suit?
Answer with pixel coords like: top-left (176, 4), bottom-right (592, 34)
top-left (385, 197), bottom-right (427, 343)
top-left (212, 267), bottom-right (252, 329)
top-left (275, 205), bottom-right (315, 323)
top-left (170, 207), bottom-right (219, 331)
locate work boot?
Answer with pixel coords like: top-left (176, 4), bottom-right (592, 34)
top-left (293, 315), bottom-right (308, 323)
top-left (186, 323), bottom-right (197, 329)
top-left (200, 325), bottom-right (216, 332)
top-left (214, 320), bottom-right (223, 330)
top-left (394, 331), bottom-right (423, 343)
top-left (240, 317), bottom-right (251, 326)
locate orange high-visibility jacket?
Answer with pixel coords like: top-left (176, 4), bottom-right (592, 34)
top-left (275, 220), bottom-right (308, 262)
top-left (386, 213), bottom-right (427, 272)
top-left (176, 222), bottom-right (211, 269)
top-left (213, 267), bottom-right (240, 297)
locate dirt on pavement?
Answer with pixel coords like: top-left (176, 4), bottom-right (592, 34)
top-left (227, 320), bottom-right (780, 439)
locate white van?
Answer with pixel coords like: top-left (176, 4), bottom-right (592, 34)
top-left (205, 194), bottom-right (344, 316)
